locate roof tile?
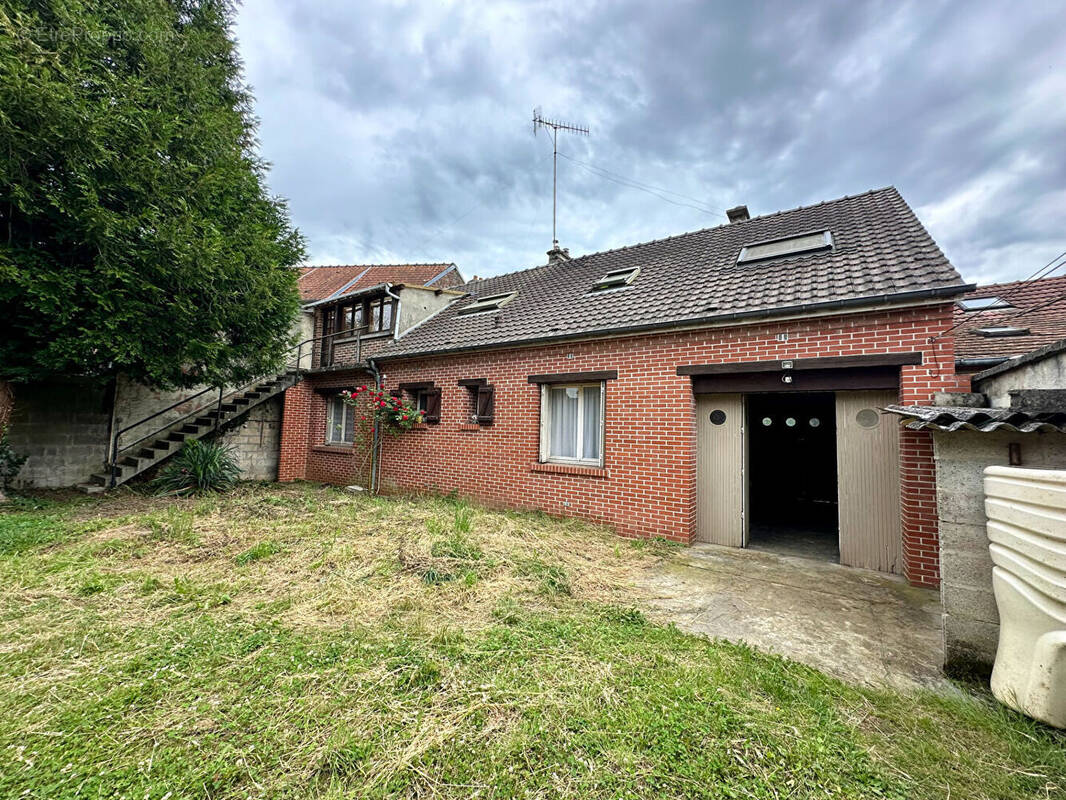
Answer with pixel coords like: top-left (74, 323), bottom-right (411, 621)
top-left (378, 187), bottom-right (964, 359)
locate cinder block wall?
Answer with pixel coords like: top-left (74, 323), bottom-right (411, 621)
top-left (217, 398), bottom-right (283, 481)
top-left (8, 379), bottom-right (112, 488)
top-left (933, 430), bottom-right (1066, 669)
top-left (9, 378), bottom-right (284, 488)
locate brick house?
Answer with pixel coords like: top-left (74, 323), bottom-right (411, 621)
top-left (278, 188), bottom-right (972, 588)
top-left (952, 274), bottom-right (1066, 380)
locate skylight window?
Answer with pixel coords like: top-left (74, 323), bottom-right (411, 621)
top-left (457, 291), bottom-right (517, 316)
top-left (737, 231), bottom-right (833, 264)
top-left (975, 326), bottom-right (1030, 337)
top-left (590, 266), bottom-right (640, 292)
top-left (959, 296), bottom-right (1012, 311)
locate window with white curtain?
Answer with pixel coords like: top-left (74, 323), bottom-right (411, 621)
top-left (539, 383), bottom-right (604, 466)
top-left (326, 396), bottom-right (355, 444)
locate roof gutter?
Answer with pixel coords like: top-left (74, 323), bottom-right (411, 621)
top-left (373, 283), bottom-right (975, 362)
top-left (304, 282), bottom-right (390, 308)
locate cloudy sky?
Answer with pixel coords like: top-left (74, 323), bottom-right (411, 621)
top-left (234, 0), bottom-right (1065, 285)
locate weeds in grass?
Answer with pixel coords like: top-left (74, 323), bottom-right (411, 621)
top-left (515, 556), bottom-right (571, 596)
top-left (145, 507), bottom-right (198, 544)
top-left (235, 540), bottom-right (282, 565)
top-left (4, 485), bottom-right (1060, 799)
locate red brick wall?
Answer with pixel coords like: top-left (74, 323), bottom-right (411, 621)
top-left (280, 304), bottom-right (957, 587)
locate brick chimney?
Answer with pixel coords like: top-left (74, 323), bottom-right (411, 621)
top-left (727, 205), bottom-right (750, 223)
top-left (547, 244), bottom-right (571, 265)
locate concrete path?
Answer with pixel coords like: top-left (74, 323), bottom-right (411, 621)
top-left (639, 543), bottom-right (946, 690)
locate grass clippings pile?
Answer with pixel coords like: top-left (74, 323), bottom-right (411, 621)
top-left (0, 483), bottom-right (1063, 799)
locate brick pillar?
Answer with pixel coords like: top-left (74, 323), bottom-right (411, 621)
top-left (899, 428), bottom-right (939, 587)
top-left (278, 381), bottom-right (313, 482)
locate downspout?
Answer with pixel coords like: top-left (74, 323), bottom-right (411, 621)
top-left (366, 356), bottom-right (382, 494)
top-left (369, 283), bottom-right (403, 496)
top-left (384, 282), bottom-right (402, 336)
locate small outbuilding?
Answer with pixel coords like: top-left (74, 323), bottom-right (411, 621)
top-left (887, 337), bottom-right (1066, 671)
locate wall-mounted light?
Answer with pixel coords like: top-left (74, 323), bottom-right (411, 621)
top-left (782, 374), bottom-right (794, 384)
top-left (781, 360), bottom-right (794, 369)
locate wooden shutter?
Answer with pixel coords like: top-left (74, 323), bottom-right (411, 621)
top-left (475, 385), bottom-right (495, 423)
top-left (424, 388), bottom-right (442, 423)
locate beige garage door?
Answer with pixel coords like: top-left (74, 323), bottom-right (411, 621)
top-left (695, 393), bottom-right (746, 546)
top-left (835, 390), bottom-right (901, 573)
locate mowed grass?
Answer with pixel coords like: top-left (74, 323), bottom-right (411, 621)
top-left (0, 485), bottom-right (1063, 799)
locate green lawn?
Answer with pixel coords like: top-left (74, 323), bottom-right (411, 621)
top-left (0, 484), bottom-right (1063, 799)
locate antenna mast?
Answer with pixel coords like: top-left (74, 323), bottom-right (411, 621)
top-left (533, 108), bottom-right (589, 249)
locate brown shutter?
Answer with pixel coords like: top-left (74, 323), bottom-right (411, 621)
top-left (424, 388), bottom-right (441, 423)
top-left (475, 385), bottom-right (495, 423)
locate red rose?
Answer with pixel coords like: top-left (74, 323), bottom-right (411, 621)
top-left (402, 414), bottom-right (408, 420)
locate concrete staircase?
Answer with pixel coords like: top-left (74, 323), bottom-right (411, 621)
top-left (79, 370), bottom-right (302, 493)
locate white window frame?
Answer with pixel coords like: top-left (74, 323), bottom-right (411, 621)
top-left (538, 382), bottom-right (606, 467)
top-left (326, 396), bottom-right (355, 444)
top-left (457, 291), bottom-right (518, 316)
top-left (591, 266), bottom-right (640, 292)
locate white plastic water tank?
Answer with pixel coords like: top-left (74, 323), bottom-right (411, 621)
top-left (984, 465), bottom-right (1066, 728)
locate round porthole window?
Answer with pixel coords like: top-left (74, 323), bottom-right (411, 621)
top-left (785, 417), bottom-right (797, 427)
top-left (809, 417), bottom-right (821, 428)
top-left (710, 409), bottom-right (727, 425)
top-left (761, 417), bottom-right (773, 427)
top-left (856, 408), bottom-right (880, 428)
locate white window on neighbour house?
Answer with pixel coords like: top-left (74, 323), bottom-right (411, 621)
top-left (539, 383), bottom-right (605, 466)
top-left (326, 396), bottom-right (355, 444)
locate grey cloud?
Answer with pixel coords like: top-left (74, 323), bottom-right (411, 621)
top-left (237, 0), bottom-right (1066, 284)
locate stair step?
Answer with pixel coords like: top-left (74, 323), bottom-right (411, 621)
top-left (120, 456), bottom-right (141, 468)
top-left (168, 432), bottom-right (187, 442)
top-left (194, 417), bottom-right (215, 427)
top-left (233, 397), bottom-right (250, 406)
top-left (90, 473), bottom-right (112, 486)
top-left (77, 482), bottom-right (106, 495)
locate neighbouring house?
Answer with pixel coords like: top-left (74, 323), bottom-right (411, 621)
top-left (887, 336), bottom-right (1066, 671)
top-left (952, 274), bottom-right (1066, 379)
top-left (278, 187), bottom-right (972, 589)
top-left (8, 262), bottom-right (462, 491)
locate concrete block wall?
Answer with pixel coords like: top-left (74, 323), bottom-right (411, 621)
top-left (216, 398), bottom-right (283, 481)
top-left (933, 430), bottom-right (1066, 669)
top-left (8, 379), bottom-right (112, 488)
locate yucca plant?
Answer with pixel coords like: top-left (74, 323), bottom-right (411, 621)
top-left (153, 439), bottom-right (242, 495)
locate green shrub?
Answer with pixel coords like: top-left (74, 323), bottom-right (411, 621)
top-left (0, 424), bottom-right (27, 501)
top-left (153, 439), bottom-right (241, 496)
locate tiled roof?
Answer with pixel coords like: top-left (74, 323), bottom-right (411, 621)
top-left (953, 274), bottom-right (1066, 363)
top-left (297, 263), bottom-right (461, 302)
top-left (884, 404), bottom-right (1066, 434)
top-left (376, 187), bottom-right (965, 359)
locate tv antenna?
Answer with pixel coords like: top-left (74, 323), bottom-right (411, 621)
top-left (533, 107), bottom-right (589, 249)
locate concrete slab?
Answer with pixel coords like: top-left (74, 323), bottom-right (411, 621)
top-left (639, 543), bottom-right (946, 690)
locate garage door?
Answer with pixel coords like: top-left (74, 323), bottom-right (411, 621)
top-left (835, 390), bottom-right (901, 573)
top-left (695, 393), bottom-right (746, 546)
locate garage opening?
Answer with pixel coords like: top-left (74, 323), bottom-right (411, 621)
top-left (746, 392), bottom-right (839, 562)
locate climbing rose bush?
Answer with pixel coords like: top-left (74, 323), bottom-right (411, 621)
top-left (341, 386), bottom-right (422, 439)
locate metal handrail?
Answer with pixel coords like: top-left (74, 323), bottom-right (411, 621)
top-left (106, 326), bottom-right (370, 486)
